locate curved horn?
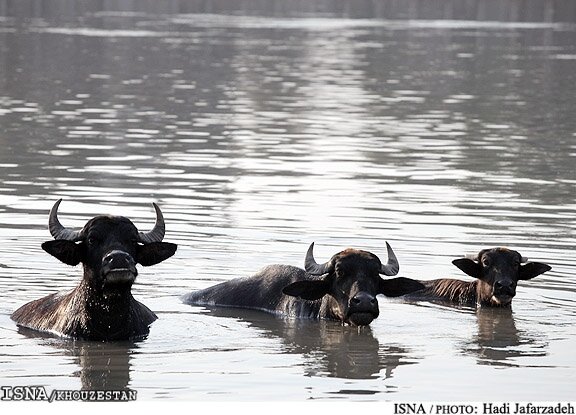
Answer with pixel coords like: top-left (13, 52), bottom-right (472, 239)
top-left (380, 242), bottom-right (400, 276)
top-left (48, 199), bottom-right (82, 241)
top-left (138, 203), bottom-right (165, 244)
top-left (304, 242), bottom-right (330, 275)
top-left (465, 253), bottom-right (479, 261)
top-left (521, 256), bottom-right (529, 263)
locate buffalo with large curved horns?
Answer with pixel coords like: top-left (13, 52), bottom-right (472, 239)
top-left (183, 242), bottom-right (424, 327)
top-left (12, 199), bottom-right (178, 340)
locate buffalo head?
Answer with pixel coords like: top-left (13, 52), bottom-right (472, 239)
top-left (452, 248), bottom-right (551, 306)
top-left (282, 242), bottom-right (424, 326)
top-left (42, 199), bottom-right (177, 295)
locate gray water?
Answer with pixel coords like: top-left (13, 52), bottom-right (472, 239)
top-left (0, 0), bottom-right (575, 402)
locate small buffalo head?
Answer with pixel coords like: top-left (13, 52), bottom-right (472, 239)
top-left (452, 247), bottom-right (551, 306)
top-left (282, 242), bottom-right (424, 326)
top-left (42, 199), bottom-right (177, 295)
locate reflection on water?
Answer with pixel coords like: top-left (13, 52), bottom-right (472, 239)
top-left (207, 307), bottom-right (416, 382)
top-left (0, 0), bottom-right (575, 401)
top-left (464, 308), bottom-right (547, 367)
top-left (17, 327), bottom-right (136, 391)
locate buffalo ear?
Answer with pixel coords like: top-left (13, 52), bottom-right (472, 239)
top-left (42, 240), bottom-right (84, 266)
top-left (136, 242), bottom-right (177, 266)
top-left (519, 262), bottom-right (551, 280)
top-left (379, 277), bottom-right (425, 297)
top-left (282, 279), bottom-right (330, 301)
top-left (452, 258), bottom-right (482, 279)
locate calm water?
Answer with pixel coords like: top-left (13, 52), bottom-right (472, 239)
top-left (0, 0), bottom-right (575, 402)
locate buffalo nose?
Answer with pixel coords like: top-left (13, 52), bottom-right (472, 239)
top-left (103, 250), bottom-right (135, 269)
top-left (495, 280), bottom-right (515, 295)
top-left (350, 292), bottom-right (378, 310)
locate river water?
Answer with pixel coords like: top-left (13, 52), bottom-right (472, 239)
top-left (0, 0), bottom-right (575, 402)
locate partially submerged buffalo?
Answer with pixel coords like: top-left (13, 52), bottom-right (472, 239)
top-left (406, 247), bottom-right (551, 307)
top-left (11, 199), bottom-right (177, 341)
top-left (183, 242), bottom-right (425, 326)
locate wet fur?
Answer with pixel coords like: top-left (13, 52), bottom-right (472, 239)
top-left (409, 279), bottom-right (480, 306)
top-left (182, 265), bottom-right (330, 320)
top-left (12, 282), bottom-right (157, 340)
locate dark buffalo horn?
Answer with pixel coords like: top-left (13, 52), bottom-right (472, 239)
top-left (380, 242), bottom-right (400, 276)
top-left (521, 256), bottom-right (529, 263)
top-left (138, 203), bottom-right (166, 244)
top-left (304, 242), bottom-right (330, 275)
top-left (48, 199), bottom-right (82, 241)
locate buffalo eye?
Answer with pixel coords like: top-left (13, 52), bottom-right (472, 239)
top-left (87, 235), bottom-right (100, 246)
top-left (481, 256), bottom-right (491, 267)
top-left (332, 276), bottom-right (348, 298)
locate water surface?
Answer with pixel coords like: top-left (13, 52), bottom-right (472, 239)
top-left (0, 0), bottom-right (575, 402)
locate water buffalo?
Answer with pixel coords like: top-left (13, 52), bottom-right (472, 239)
top-left (406, 247), bottom-right (551, 307)
top-left (11, 199), bottom-right (177, 341)
top-left (183, 242), bottom-right (425, 326)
